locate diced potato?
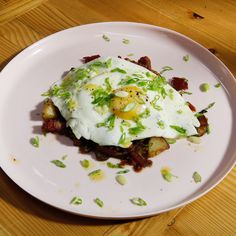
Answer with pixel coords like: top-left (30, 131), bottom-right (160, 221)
top-left (42, 99), bottom-right (58, 120)
top-left (148, 137), bottom-right (170, 157)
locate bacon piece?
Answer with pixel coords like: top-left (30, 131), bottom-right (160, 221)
top-left (170, 77), bottom-right (188, 91)
top-left (137, 56), bottom-right (152, 70)
top-left (187, 102), bottom-right (196, 112)
top-left (82, 55), bottom-right (100, 63)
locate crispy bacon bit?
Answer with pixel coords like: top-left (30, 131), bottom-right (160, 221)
top-left (187, 102), bottom-right (196, 112)
top-left (137, 56), bottom-right (152, 70)
top-left (170, 77), bottom-right (188, 91)
top-left (82, 55), bottom-right (100, 63)
top-left (196, 115), bottom-right (208, 136)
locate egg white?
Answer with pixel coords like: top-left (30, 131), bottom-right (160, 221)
top-left (51, 57), bottom-right (200, 147)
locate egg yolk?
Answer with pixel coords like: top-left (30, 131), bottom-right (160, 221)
top-left (110, 86), bottom-right (145, 120)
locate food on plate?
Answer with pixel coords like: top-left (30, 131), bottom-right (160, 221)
top-left (42, 56), bottom-right (210, 171)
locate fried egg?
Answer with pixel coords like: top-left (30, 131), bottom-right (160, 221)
top-left (49, 57), bottom-right (200, 147)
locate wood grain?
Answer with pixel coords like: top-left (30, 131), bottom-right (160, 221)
top-left (0, 0), bottom-right (235, 235)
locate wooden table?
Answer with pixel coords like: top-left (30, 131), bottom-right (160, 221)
top-left (0, 1), bottom-right (235, 235)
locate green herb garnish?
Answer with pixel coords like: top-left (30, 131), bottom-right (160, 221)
top-left (200, 83), bottom-right (210, 92)
top-left (104, 77), bottom-right (112, 92)
top-left (170, 125), bottom-right (187, 135)
top-left (157, 120), bottom-right (165, 129)
top-left (111, 67), bottom-right (127, 74)
top-left (51, 160), bottom-right (66, 168)
top-left (61, 155), bottom-right (68, 160)
top-left (183, 54), bottom-right (190, 62)
top-left (214, 82), bottom-right (221, 88)
top-left (129, 120), bottom-right (146, 135)
top-left (70, 196), bottom-right (82, 205)
top-left (179, 91), bottom-right (192, 95)
top-left (94, 198), bottom-right (104, 207)
top-left (139, 108), bottom-right (150, 118)
top-left (116, 175), bottom-right (127, 185)
top-left (130, 197), bottom-right (147, 206)
top-left (96, 114), bottom-right (116, 130)
top-left (151, 95), bottom-right (162, 111)
top-left (91, 88), bottom-right (114, 107)
top-left (80, 159), bottom-right (90, 168)
top-left (117, 169), bottom-right (130, 174)
top-left (122, 38), bottom-right (130, 44)
top-left (31, 136), bottom-right (39, 148)
top-left (195, 102), bottom-right (215, 117)
top-left (107, 162), bottom-right (123, 169)
top-left (192, 171), bottom-right (202, 183)
top-left (161, 168), bottom-right (178, 182)
top-left (102, 34), bottom-right (110, 42)
top-left (160, 66), bottom-right (173, 74)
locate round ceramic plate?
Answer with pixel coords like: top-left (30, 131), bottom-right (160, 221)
top-left (0, 22), bottom-right (236, 219)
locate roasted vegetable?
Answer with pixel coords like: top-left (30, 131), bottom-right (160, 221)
top-left (42, 99), bottom-right (59, 120)
top-left (148, 137), bottom-right (170, 157)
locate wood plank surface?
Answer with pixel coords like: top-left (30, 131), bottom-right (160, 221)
top-left (0, 0), bottom-right (235, 235)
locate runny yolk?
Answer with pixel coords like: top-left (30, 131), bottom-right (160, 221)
top-left (110, 86), bottom-right (145, 120)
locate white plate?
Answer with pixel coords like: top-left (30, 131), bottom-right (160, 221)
top-left (0, 22), bottom-right (236, 219)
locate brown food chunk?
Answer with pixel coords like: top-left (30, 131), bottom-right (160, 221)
top-left (170, 77), bottom-right (188, 91)
top-left (82, 55), bottom-right (100, 63)
top-left (148, 137), bottom-right (170, 157)
top-left (196, 115), bottom-right (208, 136)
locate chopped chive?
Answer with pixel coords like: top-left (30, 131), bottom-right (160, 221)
top-left (161, 168), bottom-right (177, 182)
top-left (115, 91), bottom-right (129, 97)
top-left (160, 66), bottom-right (173, 74)
top-left (170, 125), bottom-right (187, 135)
top-left (94, 198), bottom-right (104, 207)
top-left (122, 38), bottom-right (130, 44)
top-left (51, 160), bottom-right (66, 168)
top-left (128, 120), bottom-right (146, 135)
top-left (177, 110), bottom-right (183, 114)
top-left (157, 120), bottom-right (165, 129)
top-left (102, 34), bottom-right (110, 42)
top-left (104, 77), bottom-right (112, 92)
top-left (107, 162), bottom-right (123, 169)
top-left (117, 169), bottom-right (130, 174)
top-left (61, 155), bottom-right (68, 160)
top-left (183, 54), bottom-right (190, 62)
top-left (139, 108), bottom-right (151, 119)
top-left (130, 197), bottom-right (147, 206)
top-left (96, 114), bottom-right (116, 130)
top-left (192, 171), bottom-right (202, 183)
top-left (116, 175), bottom-right (127, 185)
top-left (187, 136), bottom-right (201, 144)
top-left (111, 67), bottom-right (127, 74)
top-left (70, 196), bottom-right (82, 205)
top-left (88, 169), bottom-right (104, 181)
top-left (179, 91), bottom-right (192, 95)
top-left (214, 82), bottom-right (221, 88)
top-left (122, 102), bottom-right (136, 112)
top-left (31, 136), bottom-right (40, 148)
top-left (80, 159), bottom-right (90, 168)
top-left (165, 138), bottom-right (176, 144)
top-left (127, 53), bottom-right (134, 57)
top-left (200, 83), bottom-right (210, 92)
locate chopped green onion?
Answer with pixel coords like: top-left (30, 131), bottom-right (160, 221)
top-left (111, 68), bottom-right (127, 74)
top-left (139, 108), bottom-right (150, 118)
top-left (183, 54), bottom-right (190, 62)
top-left (116, 175), bottom-right (127, 185)
top-left (70, 196), bottom-right (82, 205)
top-left (122, 38), bottom-right (130, 44)
top-left (200, 83), bottom-right (210, 92)
top-left (96, 114), bottom-right (116, 130)
top-left (51, 160), bottom-right (66, 168)
top-left (104, 77), bottom-right (112, 92)
top-left (146, 72), bottom-right (152, 78)
top-left (105, 58), bottom-right (112, 68)
top-left (168, 89), bottom-right (174, 100)
top-left (129, 120), bottom-right (146, 135)
top-left (121, 120), bottom-right (131, 127)
top-left (107, 162), bottom-right (123, 169)
top-left (196, 102), bottom-right (215, 117)
top-left (88, 169), bottom-right (104, 181)
top-left (31, 136), bottom-right (39, 148)
top-left (91, 88), bottom-right (114, 107)
top-left (115, 91), bottom-right (129, 98)
top-left (151, 95), bottom-right (162, 111)
top-left (80, 159), bottom-right (90, 168)
top-left (192, 171), bottom-right (202, 183)
top-left (187, 136), bottom-right (201, 144)
top-left (122, 102), bottom-right (136, 112)
top-left (214, 82), bottom-right (221, 88)
top-left (177, 110), bottom-right (183, 114)
top-left (102, 34), bottom-right (110, 42)
top-left (161, 168), bottom-right (177, 182)
top-left (94, 198), bottom-right (104, 207)
top-left (119, 127), bottom-right (131, 147)
top-left (117, 169), bottom-right (130, 174)
top-left (67, 98), bottom-right (77, 111)
top-left (130, 197), bottom-right (147, 206)
top-left (170, 125), bottom-right (187, 135)
top-left (132, 73), bottom-right (144, 78)
top-left (165, 138), bottom-right (176, 144)
top-left (160, 66), bottom-right (173, 74)
top-left (179, 91), bottom-right (192, 95)
top-left (61, 155), bottom-right (68, 160)
top-left (157, 120), bottom-right (165, 129)
top-left (127, 53), bottom-right (134, 57)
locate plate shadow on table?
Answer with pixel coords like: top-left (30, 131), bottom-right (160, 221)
top-left (0, 169), bottom-right (140, 225)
